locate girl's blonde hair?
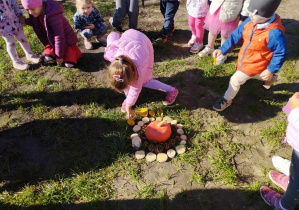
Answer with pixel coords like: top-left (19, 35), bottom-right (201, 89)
top-left (76, 0), bottom-right (99, 12)
top-left (108, 55), bottom-right (138, 91)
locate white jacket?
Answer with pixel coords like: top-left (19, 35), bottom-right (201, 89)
top-left (186, 0), bottom-right (209, 18)
top-left (209, 0), bottom-right (250, 23)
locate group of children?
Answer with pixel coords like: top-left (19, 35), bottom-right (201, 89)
top-left (0, 0), bottom-right (298, 209)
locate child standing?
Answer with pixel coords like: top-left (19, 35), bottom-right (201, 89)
top-left (73, 0), bottom-right (107, 50)
top-left (104, 29), bottom-right (179, 119)
top-left (212, 0), bottom-right (287, 112)
top-left (156, 0), bottom-right (181, 43)
top-left (186, 0), bottom-right (209, 53)
top-left (0, 0), bottom-right (40, 70)
top-left (260, 92), bottom-right (299, 210)
top-left (198, 0), bottom-right (250, 65)
top-left (109, 0), bottom-right (139, 32)
top-left (21, 0), bottom-right (82, 68)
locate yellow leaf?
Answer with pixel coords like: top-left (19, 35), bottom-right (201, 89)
top-left (157, 109), bottom-right (163, 117)
top-left (135, 108), bottom-right (148, 117)
top-left (149, 110), bottom-right (155, 117)
top-left (127, 118), bottom-right (135, 126)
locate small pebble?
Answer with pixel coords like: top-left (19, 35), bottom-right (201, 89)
top-left (157, 153), bottom-right (168, 163)
top-left (149, 117), bottom-right (155, 122)
top-left (131, 133), bottom-right (139, 139)
top-left (138, 121), bottom-right (144, 127)
top-left (142, 117), bottom-right (150, 124)
top-left (177, 124), bottom-right (183, 129)
top-left (163, 116), bottom-right (172, 123)
top-left (132, 137), bottom-right (142, 148)
top-left (167, 149), bottom-right (176, 158)
top-left (177, 128), bottom-right (184, 135)
top-left (171, 120), bottom-right (177, 125)
top-left (135, 150), bottom-right (145, 159)
top-left (133, 125), bottom-right (141, 132)
top-left (181, 140), bottom-right (186, 145)
top-left (175, 145), bottom-right (186, 154)
top-left (180, 135), bottom-right (187, 140)
top-left (156, 117), bottom-right (162, 121)
top-left (146, 152), bottom-right (157, 162)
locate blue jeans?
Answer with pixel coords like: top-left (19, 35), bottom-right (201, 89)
top-left (160, 0), bottom-right (180, 36)
top-left (112, 0), bottom-right (139, 29)
top-left (80, 24), bottom-right (107, 40)
top-left (281, 149), bottom-right (299, 209)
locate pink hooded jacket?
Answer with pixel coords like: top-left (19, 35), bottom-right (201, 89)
top-left (104, 29), bottom-right (154, 107)
top-left (285, 107), bottom-right (299, 152)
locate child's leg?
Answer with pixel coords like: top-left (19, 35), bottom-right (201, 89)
top-left (194, 17), bottom-right (205, 43)
top-left (207, 31), bottom-right (217, 49)
top-left (223, 71), bottom-right (251, 101)
top-left (127, 0), bottom-right (139, 29)
top-left (112, 0), bottom-right (127, 29)
top-left (220, 35), bottom-right (228, 46)
top-left (2, 34), bottom-right (21, 62)
top-left (94, 25), bottom-right (108, 38)
top-left (188, 15), bottom-right (196, 37)
top-left (142, 79), bottom-right (173, 92)
top-left (280, 149), bottom-right (299, 209)
top-left (162, 0), bottom-right (180, 36)
top-left (80, 29), bottom-right (95, 40)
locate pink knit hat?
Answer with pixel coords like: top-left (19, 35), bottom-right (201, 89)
top-left (21, 0), bottom-right (43, 9)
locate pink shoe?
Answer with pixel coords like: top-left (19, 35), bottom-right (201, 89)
top-left (269, 170), bottom-right (289, 191)
top-left (121, 100), bottom-right (126, 113)
top-left (163, 87), bottom-right (178, 105)
top-left (260, 186), bottom-right (283, 210)
top-left (13, 60), bottom-right (30, 70)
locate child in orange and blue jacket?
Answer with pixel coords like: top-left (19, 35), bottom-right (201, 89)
top-left (212, 0), bottom-right (287, 112)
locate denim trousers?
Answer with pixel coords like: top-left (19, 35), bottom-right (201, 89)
top-left (160, 0), bottom-right (180, 36)
top-left (112, 0), bottom-right (139, 29)
top-left (80, 24), bottom-right (107, 40)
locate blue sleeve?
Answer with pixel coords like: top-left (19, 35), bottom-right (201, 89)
top-left (267, 29), bottom-right (288, 73)
top-left (73, 13), bottom-right (83, 31)
top-left (93, 9), bottom-right (104, 29)
top-left (219, 17), bottom-right (251, 55)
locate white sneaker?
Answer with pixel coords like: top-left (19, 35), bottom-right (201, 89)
top-left (188, 35), bottom-right (196, 46)
top-left (216, 54), bottom-right (227, 65)
top-left (26, 54), bottom-right (41, 64)
top-left (198, 45), bottom-right (214, 57)
top-left (190, 42), bottom-right (203, 53)
top-left (263, 75), bottom-right (278, 89)
top-left (272, 156), bottom-right (291, 176)
top-left (13, 60), bottom-right (29, 70)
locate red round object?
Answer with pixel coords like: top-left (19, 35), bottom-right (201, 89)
top-left (145, 121), bottom-right (172, 142)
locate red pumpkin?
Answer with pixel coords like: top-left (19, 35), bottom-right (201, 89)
top-left (145, 121), bottom-right (171, 142)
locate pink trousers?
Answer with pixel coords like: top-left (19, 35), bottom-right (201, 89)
top-left (188, 16), bottom-right (205, 43)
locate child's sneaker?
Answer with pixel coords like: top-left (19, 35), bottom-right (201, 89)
top-left (213, 97), bottom-right (232, 111)
top-left (260, 186), bottom-right (284, 210)
top-left (121, 100), bottom-right (126, 113)
top-left (109, 17), bottom-right (122, 32)
top-left (190, 42), bottom-right (203, 53)
top-left (96, 36), bottom-right (107, 46)
top-left (163, 87), bottom-right (178, 105)
top-left (155, 35), bottom-right (168, 43)
top-left (26, 54), bottom-right (41, 64)
top-left (43, 55), bottom-right (53, 63)
top-left (263, 75), bottom-right (278, 89)
top-left (269, 170), bottom-right (289, 191)
top-left (272, 156), bottom-right (291, 176)
top-left (216, 54), bottom-right (227, 65)
top-left (169, 27), bottom-right (175, 36)
top-left (188, 35), bottom-right (196, 46)
top-left (198, 45), bottom-right (214, 57)
top-left (65, 63), bottom-right (74, 68)
top-left (13, 60), bottom-right (30, 70)
top-left (84, 39), bottom-right (93, 50)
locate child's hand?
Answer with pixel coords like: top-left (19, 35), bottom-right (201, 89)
top-left (19, 15), bottom-right (26, 25)
top-left (85, 24), bottom-right (95, 30)
top-left (126, 105), bottom-right (134, 119)
top-left (213, 49), bottom-right (222, 58)
top-left (289, 92), bottom-right (299, 110)
top-left (56, 58), bottom-right (63, 65)
top-left (260, 69), bottom-right (273, 81)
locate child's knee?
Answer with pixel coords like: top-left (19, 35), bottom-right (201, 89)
top-left (81, 29), bottom-right (93, 39)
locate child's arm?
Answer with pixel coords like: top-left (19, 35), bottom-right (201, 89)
top-left (73, 13), bottom-right (83, 32)
top-left (93, 9), bottom-right (105, 29)
top-left (48, 15), bottom-right (66, 59)
top-left (219, 17), bottom-right (251, 55)
top-left (266, 29), bottom-right (288, 74)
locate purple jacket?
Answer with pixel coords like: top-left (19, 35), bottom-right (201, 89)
top-left (25, 0), bottom-right (77, 58)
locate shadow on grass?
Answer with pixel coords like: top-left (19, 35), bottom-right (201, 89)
top-left (0, 117), bottom-right (130, 194)
top-left (0, 88), bottom-right (124, 111)
top-left (0, 188), bottom-right (273, 210)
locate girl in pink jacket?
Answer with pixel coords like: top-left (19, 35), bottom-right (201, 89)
top-left (104, 29), bottom-right (178, 119)
top-left (260, 92), bottom-right (299, 210)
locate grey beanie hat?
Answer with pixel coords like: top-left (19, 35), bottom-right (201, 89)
top-left (247, 0), bottom-right (282, 19)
